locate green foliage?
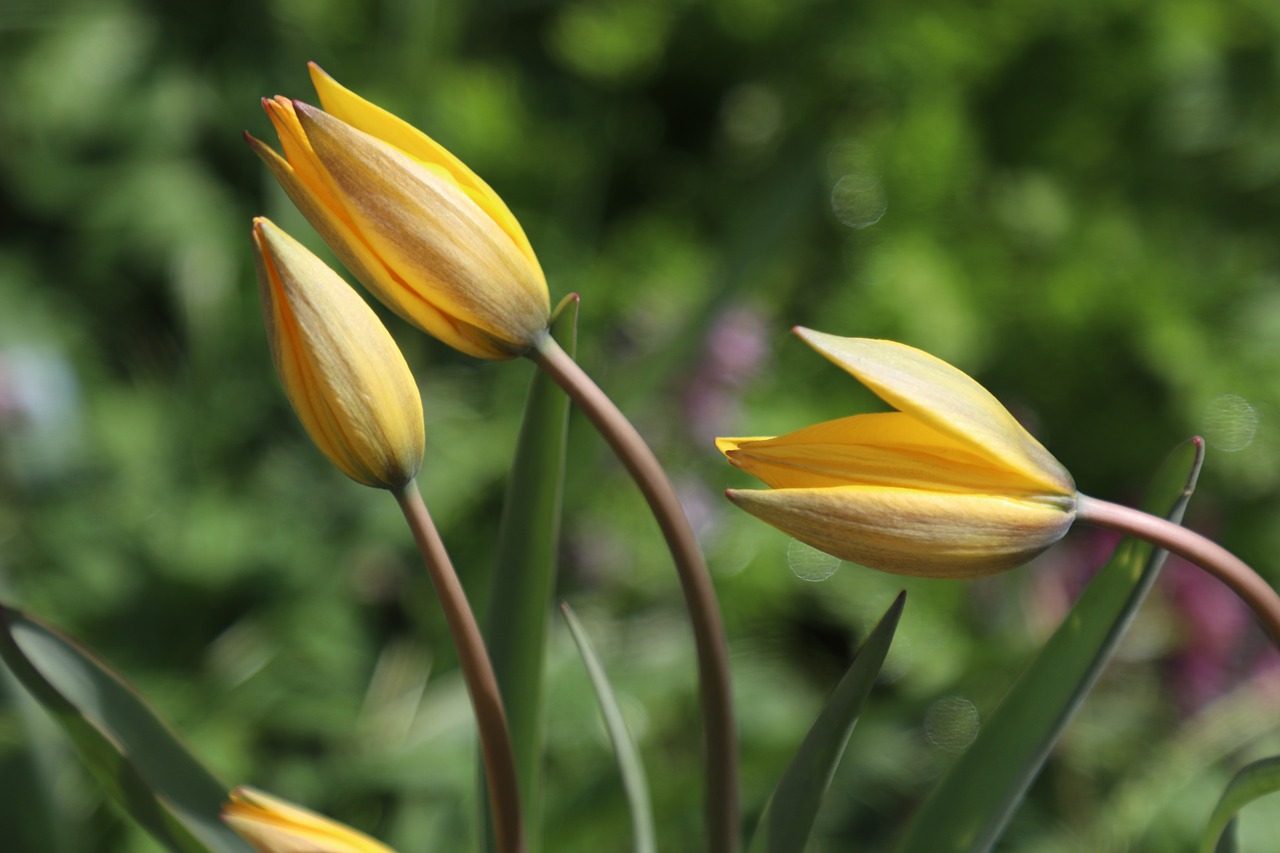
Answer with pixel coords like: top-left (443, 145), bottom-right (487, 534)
top-left (560, 603), bottom-right (656, 853)
top-left (3, 0), bottom-right (1280, 850)
top-left (1202, 756), bottom-right (1280, 853)
top-left (0, 605), bottom-right (252, 852)
top-left (895, 439), bottom-right (1202, 852)
top-left (482, 297), bottom-right (576, 851)
top-left (750, 592), bottom-right (904, 853)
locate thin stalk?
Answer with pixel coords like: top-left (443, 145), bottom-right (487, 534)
top-left (529, 335), bottom-right (739, 853)
top-left (1076, 493), bottom-right (1280, 646)
top-left (393, 482), bottom-right (525, 853)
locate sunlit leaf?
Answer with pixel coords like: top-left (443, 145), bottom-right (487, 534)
top-left (1201, 755), bottom-right (1280, 853)
top-left (749, 591), bottom-right (905, 853)
top-left (893, 438), bottom-right (1205, 853)
top-left (481, 294), bottom-right (577, 852)
top-left (0, 604), bottom-right (252, 853)
top-left (561, 602), bottom-right (656, 853)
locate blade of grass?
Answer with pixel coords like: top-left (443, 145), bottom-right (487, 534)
top-left (482, 294), bottom-right (578, 853)
top-left (749, 591), bottom-right (906, 853)
top-left (560, 602), bottom-right (656, 853)
top-left (1201, 756), bottom-right (1280, 853)
top-left (0, 603), bottom-right (253, 853)
top-left (893, 437), bottom-right (1205, 853)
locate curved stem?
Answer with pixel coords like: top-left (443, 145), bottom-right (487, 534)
top-left (393, 483), bottom-right (525, 853)
top-left (529, 335), bottom-right (739, 853)
top-left (1076, 493), bottom-right (1280, 646)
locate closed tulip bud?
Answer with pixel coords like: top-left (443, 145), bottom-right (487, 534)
top-left (246, 63), bottom-right (550, 360)
top-left (222, 787), bottom-right (397, 853)
top-left (718, 328), bottom-right (1076, 579)
top-left (253, 217), bottom-right (424, 490)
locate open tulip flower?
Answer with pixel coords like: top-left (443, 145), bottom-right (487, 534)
top-left (247, 63), bottom-right (550, 360)
top-left (718, 328), bottom-right (1078, 578)
top-left (223, 787), bottom-right (397, 853)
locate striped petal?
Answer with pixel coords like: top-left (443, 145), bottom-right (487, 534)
top-left (223, 787), bottom-right (396, 853)
top-left (794, 329), bottom-right (1074, 496)
top-left (727, 485), bottom-right (1074, 579)
top-left (719, 413), bottom-right (1044, 495)
top-left (253, 218), bottom-right (424, 490)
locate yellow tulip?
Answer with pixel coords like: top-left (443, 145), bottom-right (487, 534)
top-left (718, 328), bottom-right (1076, 578)
top-left (253, 217), bottom-right (424, 490)
top-left (222, 787), bottom-right (397, 853)
top-left (246, 63), bottom-right (550, 360)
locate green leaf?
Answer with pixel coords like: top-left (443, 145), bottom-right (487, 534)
top-left (1201, 755), bottom-right (1280, 853)
top-left (482, 294), bottom-right (578, 852)
top-left (0, 604), bottom-right (253, 853)
top-left (749, 591), bottom-right (906, 853)
top-left (560, 602), bottom-right (656, 853)
top-left (893, 437), bottom-right (1205, 853)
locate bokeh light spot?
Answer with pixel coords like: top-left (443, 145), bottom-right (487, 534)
top-left (787, 539), bottom-right (840, 582)
top-left (831, 173), bottom-right (887, 229)
top-left (924, 695), bottom-right (980, 753)
top-left (1203, 393), bottom-right (1258, 452)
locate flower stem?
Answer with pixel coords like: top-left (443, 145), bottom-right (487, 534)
top-left (393, 482), bottom-right (525, 853)
top-left (1075, 493), bottom-right (1280, 646)
top-left (529, 335), bottom-right (739, 853)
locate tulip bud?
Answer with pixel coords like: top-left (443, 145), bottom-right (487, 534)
top-left (718, 329), bottom-right (1076, 578)
top-left (253, 217), bottom-right (424, 490)
top-left (222, 787), bottom-right (397, 853)
top-left (247, 63), bottom-right (550, 359)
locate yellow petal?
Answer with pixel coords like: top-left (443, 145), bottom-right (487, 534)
top-left (293, 104), bottom-right (550, 355)
top-left (793, 329), bottom-right (1074, 496)
top-left (223, 787), bottom-right (396, 853)
top-left (247, 128), bottom-right (502, 359)
top-left (253, 218), bottom-right (424, 489)
top-left (727, 485), bottom-right (1075, 579)
top-left (306, 62), bottom-right (540, 271)
top-left (720, 413), bottom-right (1045, 495)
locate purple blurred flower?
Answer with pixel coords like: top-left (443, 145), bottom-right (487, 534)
top-left (681, 306), bottom-right (769, 442)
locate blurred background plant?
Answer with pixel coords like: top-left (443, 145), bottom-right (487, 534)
top-left (2, 0), bottom-right (1280, 850)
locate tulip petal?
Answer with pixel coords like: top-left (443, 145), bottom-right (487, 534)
top-left (293, 104), bottom-right (550, 355)
top-left (793, 329), bottom-right (1074, 496)
top-left (253, 219), bottom-right (424, 489)
top-left (224, 787), bottom-right (396, 853)
top-left (727, 485), bottom-right (1074, 579)
top-left (720, 413), bottom-right (1046, 495)
top-left (306, 62), bottom-right (540, 271)
top-left (247, 128), bottom-right (501, 356)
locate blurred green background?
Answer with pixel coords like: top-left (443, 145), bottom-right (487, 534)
top-left (3, 0), bottom-right (1280, 850)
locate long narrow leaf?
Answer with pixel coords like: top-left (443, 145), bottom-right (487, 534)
top-left (1201, 756), bottom-right (1280, 853)
top-left (0, 604), bottom-right (252, 853)
top-left (750, 591), bottom-right (906, 853)
top-left (894, 437), bottom-right (1205, 853)
top-left (560, 603), bottom-right (657, 853)
top-left (482, 294), bottom-right (578, 852)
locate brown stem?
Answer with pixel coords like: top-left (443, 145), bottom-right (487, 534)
top-left (393, 483), bottom-right (525, 853)
top-left (529, 335), bottom-right (739, 853)
top-left (1075, 493), bottom-right (1280, 646)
